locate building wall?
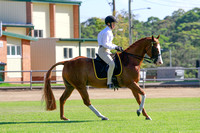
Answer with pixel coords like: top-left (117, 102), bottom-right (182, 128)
top-left (31, 40), bottom-right (98, 80)
top-left (0, 1), bottom-right (83, 82)
top-left (81, 42), bottom-right (98, 57)
top-left (55, 4), bottom-right (74, 38)
top-left (21, 39), bottom-right (31, 81)
top-left (0, 1), bottom-right (26, 24)
top-left (32, 3), bottom-right (50, 38)
top-left (31, 38), bottom-right (57, 77)
top-left (6, 37), bottom-right (22, 78)
top-left (55, 41), bottom-right (98, 76)
top-left (55, 41), bottom-right (79, 62)
top-left (7, 27), bottom-right (26, 36)
top-left (49, 4), bottom-right (55, 37)
top-left (73, 5), bottom-right (79, 38)
top-left (55, 41), bottom-right (79, 75)
top-left (26, 2), bottom-right (33, 36)
top-left (0, 35), bottom-right (7, 73)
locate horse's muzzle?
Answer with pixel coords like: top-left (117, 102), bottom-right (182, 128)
top-left (154, 55), bottom-right (163, 65)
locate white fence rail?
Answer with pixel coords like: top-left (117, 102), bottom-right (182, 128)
top-left (0, 70), bottom-right (62, 89)
top-left (0, 67), bottom-right (200, 89)
top-left (140, 67), bottom-right (200, 88)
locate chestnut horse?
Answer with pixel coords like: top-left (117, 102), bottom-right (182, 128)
top-left (43, 35), bottom-right (163, 121)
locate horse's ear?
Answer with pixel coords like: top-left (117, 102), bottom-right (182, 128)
top-left (152, 35), bottom-right (155, 41)
top-left (157, 35), bottom-right (160, 39)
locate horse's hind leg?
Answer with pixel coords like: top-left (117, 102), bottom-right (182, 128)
top-left (77, 87), bottom-right (108, 120)
top-left (60, 79), bottom-right (74, 120)
top-left (128, 81), bottom-right (152, 120)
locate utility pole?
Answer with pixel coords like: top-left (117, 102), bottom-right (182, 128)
top-left (112, 0), bottom-right (116, 16)
top-left (170, 49), bottom-right (172, 67)
top-left (128, 0), bottom-right (132, 45)
top-left (108, 0), bottom-right (116, 16)
top-left (0, 21), bottom-right (2, 37)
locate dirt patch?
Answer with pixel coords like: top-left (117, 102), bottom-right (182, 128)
top-left (0, 87), bottom-right (199, 102)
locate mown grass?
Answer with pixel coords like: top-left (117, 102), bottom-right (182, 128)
top-left (0, 98), bottom-right (200, 133)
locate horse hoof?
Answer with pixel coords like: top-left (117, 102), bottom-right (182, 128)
top-left (146, 117), bottom-right (152, 120)
top-left (102, 117), bottom-right (109, 120)
top-left (61, 117), bottom-right (70, 121)
top-left (137, 110), bottom-right (141, 116)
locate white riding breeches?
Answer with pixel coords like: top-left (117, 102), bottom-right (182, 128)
top-left (98, 46), bottom-right (115, 85)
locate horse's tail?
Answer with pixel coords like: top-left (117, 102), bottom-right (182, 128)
top-left (43, 61), bottom-right (64, 111)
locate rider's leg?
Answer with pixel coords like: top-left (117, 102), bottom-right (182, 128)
top-left (107, 60), bottom-right (115, 85)
top-left (98, 47), bottom-right (115, 87)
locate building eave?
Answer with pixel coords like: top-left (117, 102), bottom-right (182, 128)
top-left (59, 38), bottom-right (97, 42)
top-left (10, 0), bottom-right (82, 5)
top-left (3, 23), bottom-right (34, 29)
top-left (2, 31), bottom-right (38, 41)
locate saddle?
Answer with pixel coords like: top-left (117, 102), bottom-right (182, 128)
top-left (92, 53), bottom-right (122, 87)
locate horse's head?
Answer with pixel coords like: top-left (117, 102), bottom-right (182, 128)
top-left (146, 35), bottom-right (163, 65)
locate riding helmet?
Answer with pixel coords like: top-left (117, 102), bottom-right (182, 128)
top-left (105, 15), bottom-right (117, 25)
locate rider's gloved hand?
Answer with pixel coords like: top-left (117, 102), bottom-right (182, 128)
top-left (115, 46), bottom-right (123, 52)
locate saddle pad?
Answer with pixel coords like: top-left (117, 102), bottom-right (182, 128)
top-left (92, 53), bottom-right (122, 80)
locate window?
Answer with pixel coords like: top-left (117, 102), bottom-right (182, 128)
top-left (7, 45), bottom-right (21, 56)
top-left (64, 48), bottom-right (73, 58)
top-left (87, 48), bottom-right (95, 58)
top-left (7, 46), bottom-right (10, 55)
top-left (17, 46), bottom-right (21, 55)
top-left (11, 46), bottom-right (15, 55)
top-left (34, 30), bottom-right (43, 37)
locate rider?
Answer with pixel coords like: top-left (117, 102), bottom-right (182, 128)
top-left (97, 15), bottom-right (123, 89)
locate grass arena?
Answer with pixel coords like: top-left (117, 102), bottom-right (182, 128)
top-left (0, 87), bottom-right (200, 132)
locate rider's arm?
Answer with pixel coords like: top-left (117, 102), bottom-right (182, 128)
top-left (101, 32), bottom-right (117, 49)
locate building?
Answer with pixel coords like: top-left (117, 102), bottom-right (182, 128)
top-left (31, 38), bottom-right (98, 81)
top-left (0, 0), bottom-right (99, 82)
top-left (157, 67), bottom-right (184, 81)
top-left (0, 0), bottom-right (39, 82)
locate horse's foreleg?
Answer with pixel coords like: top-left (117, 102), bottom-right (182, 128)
top-left (60, 83), bottom-right (74, 121)
top-left (128, 81), bottom-right (152, 120)
top-left (131, 90), bottom-right (152, 120)
top-left (77, 88), bottom-right (108, 120)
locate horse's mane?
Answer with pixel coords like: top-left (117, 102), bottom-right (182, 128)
top-left (125, 37), bottom-right (150, 51)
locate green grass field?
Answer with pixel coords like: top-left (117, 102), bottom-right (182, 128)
top-left (0, 98), bottom-right (200, 133)
top-left (0, 83), bottom-right (64, 87)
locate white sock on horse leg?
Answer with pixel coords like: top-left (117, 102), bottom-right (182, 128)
top-left (138, 94), bottom-right (146, 113)
top-left (88, 105), bottom-right (105, 118)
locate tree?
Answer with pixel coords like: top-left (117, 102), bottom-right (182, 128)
top-left (171, 9), bottom-right (185, 20)
top-left (81, 17), bottom-right (105, 39)
top-left (80, 8), bottom-right (200, 68)
top-left (176, 9), bottom-right (200, 27)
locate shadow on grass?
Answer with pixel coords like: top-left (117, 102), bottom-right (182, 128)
top-left (0, 120), bottom-right (99, 125)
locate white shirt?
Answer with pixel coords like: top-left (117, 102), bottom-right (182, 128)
top-left (97, 26), bottom-right (117, 49)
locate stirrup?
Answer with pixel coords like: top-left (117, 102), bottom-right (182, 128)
top-left (112, 76), bottom-right (120, 88)
top-left (107, 84), bottom-right (118, 91)
top-left (107, 84), bottom-right (114, 89)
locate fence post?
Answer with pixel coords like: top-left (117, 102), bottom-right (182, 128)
top-left (198, 67), bottom-right (200, 78)
top-left (142, 69), bottom-right (145, 89)
top-left (198, 67), bottom-right (200, 87)
top-left (30, 70), bottom-right (32, 90)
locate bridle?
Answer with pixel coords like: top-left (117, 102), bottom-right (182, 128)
top-left (146, 41), bottom-right (160, 63)
top-left (122, 41), bottom-right (159, 64)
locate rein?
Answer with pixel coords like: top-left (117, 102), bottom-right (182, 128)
top-left (121, 40), bottom-right (160, 64)
top-left (122, 51), bottom-right (153, 63)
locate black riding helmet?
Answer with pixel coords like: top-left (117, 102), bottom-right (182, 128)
top-left (105, 15), bottom-right (117, 26)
